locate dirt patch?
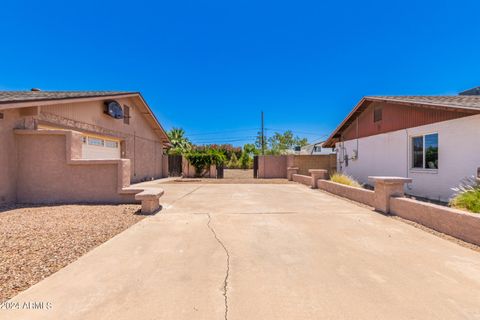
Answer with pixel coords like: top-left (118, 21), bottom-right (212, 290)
top-left (0, 204), bottom-right (143, 302)
top-left (224, 169), bottom-right (253, 179)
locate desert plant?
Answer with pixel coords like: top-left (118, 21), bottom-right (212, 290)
top-left (330, 173), bottom-right (362, 188)
top-left (450, 176), bottom-right (480, 213)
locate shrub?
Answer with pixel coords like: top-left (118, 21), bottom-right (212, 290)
top-left (330, 173), bottom-right (362, 188)
top-left (238, 151), bottom-right (252, 169)
top-left (227, 153), bottom-right (239, 169)
top-left (450, 176), bottom-right (480, 213)
top-left (185, 149), bottom-right (226, 177)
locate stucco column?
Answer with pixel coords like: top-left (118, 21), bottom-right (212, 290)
top-left (287, 167), bottom-right (299, 181)
top-left (309, 169), bottom-right (328, 189)
top-left (368, 176), bottom-right (412, 214)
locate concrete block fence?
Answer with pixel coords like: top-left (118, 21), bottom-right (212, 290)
top-left (291, 169), bottom-right (480, 247)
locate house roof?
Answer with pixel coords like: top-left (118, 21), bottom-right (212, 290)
top-left (323, 95), bottom-right (480, 147)
top-left (0, 90), bottom-right (170, 143)
top-left (0, 91), bottom-right (136, 104)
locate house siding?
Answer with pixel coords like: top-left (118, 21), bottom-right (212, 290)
top-left (0, 109), bottom-right (21, 204)
top-left (341, 102), bottom-right (474, 142)
top-left (336, 114), bottom-right (480, 202)
top-left (39, 97), bottom-right (164, 182)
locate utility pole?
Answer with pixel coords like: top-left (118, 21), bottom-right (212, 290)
top-left (261, 111), bottom-right (265, 155)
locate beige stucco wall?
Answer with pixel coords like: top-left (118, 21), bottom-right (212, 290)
top-left (258, 155), bottom-right (337, 179)
top-left (0, 109), bottom-right (21, 204)
top-left (39, 97), bottom-right (165, 182)
top-left (182, 157), bottom-right (217, 178)
top-left (318, 180), bottom-right (375, 207)
top-left (15, 130), bottom-right (136, 204)
top-left (288, 155), bottom-right (337, 176)
top-left (258, 155), bottom-right (288, 178)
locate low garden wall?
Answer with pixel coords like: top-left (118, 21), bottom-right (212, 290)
top-left (390, 197), bottom-right (480, 246)
top-left (290, 172), bottom-right (480, 247)
top-left (15, 129), bottom-right (138, 204)
top-left (287, 154), bottom-right (336, 176)
top-left (318, 180), bottom-right (375, 207)
top-left (257, 154), bottom-right (336, 179)
top-left (292, 174), bottom-right (312, 186)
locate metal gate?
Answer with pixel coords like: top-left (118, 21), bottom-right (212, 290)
top-left (168, 155), bottom-right (183, 177)
top-left (253, 155), bottom-right (259, 178)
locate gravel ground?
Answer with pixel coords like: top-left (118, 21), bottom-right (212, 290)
top-left (0, 204), bottom-right (144, 302)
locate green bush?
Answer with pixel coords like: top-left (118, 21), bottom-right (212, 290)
top-left (238, 151), bottom-right (252, 169)
top-left (227, 153), bottom-right (239, 169)
top-left (450, 190), bottom-right (480, 213)
top-left (450, 177), bottom-right (480, 213)
top-left (330, 173), bottom-right (362, 188)
top-left (185, 149), bottom-right (226, 177)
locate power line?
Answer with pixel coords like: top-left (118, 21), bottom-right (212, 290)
top-left (187, 128), bottom-right (259, 136)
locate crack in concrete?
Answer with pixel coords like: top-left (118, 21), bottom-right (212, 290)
top-left (166, 186), bottom-right (202, 207)
top-left (206, 213), bottom-right (230, 320)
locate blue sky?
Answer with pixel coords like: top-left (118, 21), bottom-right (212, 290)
top-left (1, 0), bottom-right (480, 146)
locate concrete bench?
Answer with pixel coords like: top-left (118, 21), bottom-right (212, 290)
top-left (135, 189), bottom-right (165, 214)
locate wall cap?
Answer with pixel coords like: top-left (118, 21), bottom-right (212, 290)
top-left (309, 169), bottom-right (328, 173)
top-left (368, 176), bottom-right (413, 184)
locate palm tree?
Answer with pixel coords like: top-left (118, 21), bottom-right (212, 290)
top-left (167, 127), bottom-right (192, 154)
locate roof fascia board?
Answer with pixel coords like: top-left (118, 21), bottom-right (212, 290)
top-left (131, 94), bottom-right (170, 143)
top-left (0, 93), bottom-right (139, 111)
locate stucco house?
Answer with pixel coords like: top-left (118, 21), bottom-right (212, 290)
top-left (0, 90), bottom-right (170, 205)
top-left (324, 89), bottom-right (480, 202)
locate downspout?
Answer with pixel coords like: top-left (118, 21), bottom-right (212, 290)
top-left (405, 128), bottom-right (412, 190)
top-left (133, 131), bottom-right (136, 177)
top-left (356, 117), bottom-right (359, 159)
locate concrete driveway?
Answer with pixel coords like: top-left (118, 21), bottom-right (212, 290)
top-left (3, 183), bottom-right (480, 320)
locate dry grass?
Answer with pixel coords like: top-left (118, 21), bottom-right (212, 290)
top-left (330, 173), bottom-right (363, 188)
top-left (0, 204), bottom-right (144, 302)
top-left (449, 190), bottom-right (480, 213)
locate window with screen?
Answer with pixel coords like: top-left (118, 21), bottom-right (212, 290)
top-left (411, 133), bottom-right (438, 169)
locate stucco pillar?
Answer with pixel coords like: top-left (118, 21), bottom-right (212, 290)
top-left (369, 176), bottom-right (412, 214)
top-left (309, 169), bottom-right (328, 189)
top-left (287, 167), bottom-right (299, 181)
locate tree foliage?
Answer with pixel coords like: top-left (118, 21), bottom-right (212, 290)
top-left (167, 127), bottom-right (192, 154)
top-left (185, 149), bottom-right (226, 177)
top-left (255, 130), bottom-right (309, 154)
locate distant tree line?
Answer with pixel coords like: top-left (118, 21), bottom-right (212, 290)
top-left (166, 127), bottom-right (309, 172)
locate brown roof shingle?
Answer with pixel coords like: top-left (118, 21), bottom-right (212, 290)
top-left (0, 91), bottom-right (136, 104)
top-left (366, 95), bottom-right (480, 111)
top-left (323, 95), bottom-right (480, 147)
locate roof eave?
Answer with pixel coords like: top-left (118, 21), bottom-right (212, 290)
top-left (0, 93), bottom-right (139, 110)
top-left (323, 96), bottom-right (480, 148)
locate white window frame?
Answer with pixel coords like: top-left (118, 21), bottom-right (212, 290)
top-left (105, 140), bottom-right (119, 148)
top-left (87, 137), bottom-right (105, 147)
top-left (410, 132), bottom-right (438, 172)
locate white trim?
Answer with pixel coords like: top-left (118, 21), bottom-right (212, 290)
top-left (409, 132), bottom-right (439, 171)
